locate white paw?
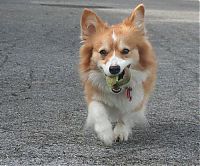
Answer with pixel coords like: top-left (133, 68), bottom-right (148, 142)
top-left (114, 123), bottom-right (131, 142)
top-left (94, 123), bottom-right (113, 145)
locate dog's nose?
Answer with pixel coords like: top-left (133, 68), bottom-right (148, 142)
top-left (109, 65), bottom-right (121, 75)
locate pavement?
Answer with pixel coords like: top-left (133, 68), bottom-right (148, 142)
top-left (0, 0), bottom-right (199, 165)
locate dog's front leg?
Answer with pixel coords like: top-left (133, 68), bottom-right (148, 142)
top-left (86, 101), bottom-right (113, 145)
top-left (114, 107), bottom-right (148, 142)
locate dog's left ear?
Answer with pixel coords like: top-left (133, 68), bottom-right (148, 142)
top-left (80, 9), bottom-right (107, 40)
top-left (124, 4), bottom-right (145, 32)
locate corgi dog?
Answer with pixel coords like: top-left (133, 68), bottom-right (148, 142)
top-left (79, 4), bottom-right (157, 145)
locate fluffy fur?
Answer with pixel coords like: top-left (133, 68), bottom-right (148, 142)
top-left (79, 4), bottom-right (157, 145)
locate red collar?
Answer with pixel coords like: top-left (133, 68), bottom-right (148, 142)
top-left (125, 87), bottom-right (132, 101)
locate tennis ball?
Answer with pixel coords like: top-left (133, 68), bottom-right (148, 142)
top-left (106, 76), bottom-right (118, 88)
top-left (105, 68), bottom-right (131, 88)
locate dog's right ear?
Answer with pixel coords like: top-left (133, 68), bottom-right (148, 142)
top-left (80, 9), bottom-right (106, 40)
top-left (123, 4), bottom-right (145, 33)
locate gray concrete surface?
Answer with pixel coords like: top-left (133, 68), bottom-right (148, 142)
top-left (0, 0), bottom-right (199, 165)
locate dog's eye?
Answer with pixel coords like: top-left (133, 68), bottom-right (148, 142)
top-left (99, 49), bottom-right (107, 56)
top-left (121, 48), bottom-right (129, 54)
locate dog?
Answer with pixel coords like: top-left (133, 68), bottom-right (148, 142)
top-left (79, 4), bottom-right (157, 145)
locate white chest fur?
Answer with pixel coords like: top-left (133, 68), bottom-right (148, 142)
top-left (88, 69), bottom-right (149, 113)
top-left (93, 83), bottom-right (144, 113)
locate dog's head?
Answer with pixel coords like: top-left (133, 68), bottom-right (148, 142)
top-left (80, 4), bottom-right (152, 93)
top-left (81, 4), bottom-right (146, 72)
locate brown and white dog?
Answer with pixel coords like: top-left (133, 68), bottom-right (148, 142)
top-left (79, 4), bottom-right (157, 145)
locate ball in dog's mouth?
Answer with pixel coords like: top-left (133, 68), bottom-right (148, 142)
top-left (111, 71), bottom-right (125, 93)
top-left (106, 68), bottom-right (130, 94)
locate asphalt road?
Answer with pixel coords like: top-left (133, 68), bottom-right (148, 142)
top-left (0, 0), bottom-right (199, 165)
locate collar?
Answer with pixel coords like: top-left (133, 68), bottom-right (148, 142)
top-left (125, 87), bottom-right (132, 101)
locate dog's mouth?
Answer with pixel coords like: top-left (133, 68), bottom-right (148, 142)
top-left (112, 86), bottom-right (122, 93)
top-left (111, 70), bottom-right (125, 93)
top-left (105, 65), bottom-right (131, 94)
top-left (118, 69), bottom-right (125, 80)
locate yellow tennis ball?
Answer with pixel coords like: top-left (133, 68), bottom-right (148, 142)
top-left (106, 76), bottom-right (118, 88)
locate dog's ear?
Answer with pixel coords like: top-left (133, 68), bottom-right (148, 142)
top-left (124, 4), bottom-right (145, 32)
top-left (80, 9), bottom-right (106, 40)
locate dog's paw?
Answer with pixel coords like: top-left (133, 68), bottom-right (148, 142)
top-left (95, 123), bottom-right (113, 145)
top-left (114, 123), bottom-right (131, 142)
